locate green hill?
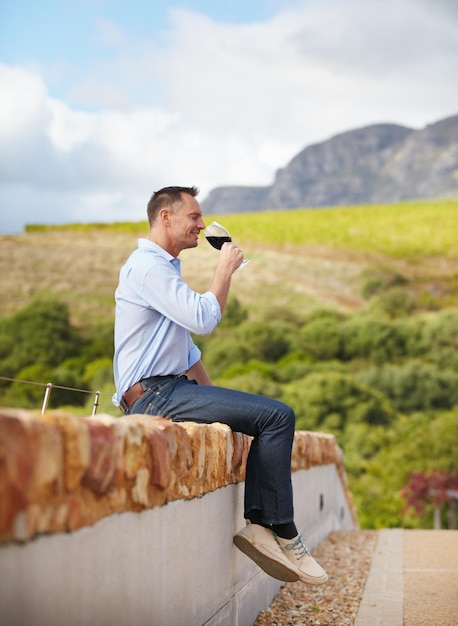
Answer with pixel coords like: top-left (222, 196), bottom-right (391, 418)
top-left (1, 199), bottom-right (457, 530)
top-left (2, 198), bottom-right (457, 326)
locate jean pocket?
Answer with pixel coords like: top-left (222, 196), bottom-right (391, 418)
top-left (126, 386), bottom-right (164, 416)
top-left (144, 377), bottom-right (179, 417)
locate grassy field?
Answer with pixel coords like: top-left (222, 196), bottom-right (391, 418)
top-left (1, 199), bottom-right (457, 326)
top-left (27, 198), bottom-right (458, 257)
top-left (215, 199), bottom-right (458, 257)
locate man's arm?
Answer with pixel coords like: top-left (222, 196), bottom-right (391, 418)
top-left (185, 360), bottom-right (213, 385)
top-left (208, 243), bottom-right (244, 313)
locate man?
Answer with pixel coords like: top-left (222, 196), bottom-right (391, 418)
top-left (113, 186), bottom-right (328, 585)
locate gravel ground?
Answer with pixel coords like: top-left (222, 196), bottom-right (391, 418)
top-left (254, 530), bottom-right (377, 626)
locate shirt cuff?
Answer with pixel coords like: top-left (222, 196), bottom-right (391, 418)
top-left (203, 291), bottom-right (222, 324)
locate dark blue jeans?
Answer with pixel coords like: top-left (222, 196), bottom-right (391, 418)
top-left (127, 375), bottom-right (296, 525)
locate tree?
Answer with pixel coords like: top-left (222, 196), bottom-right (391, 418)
top-left (235, 320), bottom-right (296, 362)
top-left (351, 409), bottom-right (458, 528)
top-left (358, 360), bottom-right (458, 412)
top-left (400, 470), bottom-right (458, 518)
top-left (283, 370), bottom-right (396, 434)
top-left (300, 316), bottom-right (343, 360)
top-left (340, 315), bottom-right (408, 363)
top-left (3, 363), bottom-right (86, 409)
top-left (0, 297), bottom-right (83, 376)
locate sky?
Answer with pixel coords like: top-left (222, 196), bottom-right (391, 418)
top-left (1, 0), bottom-right (457, 233)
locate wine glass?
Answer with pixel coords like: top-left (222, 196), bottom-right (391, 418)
top-left (203, 221), bottom-right (251, 270)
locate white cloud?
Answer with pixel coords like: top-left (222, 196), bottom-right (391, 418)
top-left (1, 0), bottom-right (457, 233)
top-left (92, 18), bottom-right (126, 48)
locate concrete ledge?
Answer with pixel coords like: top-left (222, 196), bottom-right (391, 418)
top-left (0, 407), bottom-right (357, 626)
top-left (0, 464), bottom-right (355, 626)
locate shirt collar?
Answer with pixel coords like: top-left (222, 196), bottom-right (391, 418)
top-left (137, 238), bottom-right (181, 271)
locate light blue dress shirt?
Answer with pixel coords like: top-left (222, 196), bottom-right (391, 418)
top-left (112, 238), bottom-right (221, 406)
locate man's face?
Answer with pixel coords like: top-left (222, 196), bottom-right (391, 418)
top-left (169, 193), bottom-right (206, 253)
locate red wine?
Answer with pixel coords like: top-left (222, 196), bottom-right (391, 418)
top-left (205, 235), bottom-right (232, 250)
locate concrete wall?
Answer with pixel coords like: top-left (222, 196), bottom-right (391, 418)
top-left (0, 408), bottom-right (357, 626)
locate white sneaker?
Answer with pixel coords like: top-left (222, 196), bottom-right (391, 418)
top-left (276, 534), bottom-right (328, 585)
top-left (233, 524), bottom-right (300, 582)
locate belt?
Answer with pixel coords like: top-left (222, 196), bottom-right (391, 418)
top-left (119, 375), bottom-right (180, 413)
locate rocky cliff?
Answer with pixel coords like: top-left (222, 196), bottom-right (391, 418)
top-left (202, 114), bottom-right (458, 214)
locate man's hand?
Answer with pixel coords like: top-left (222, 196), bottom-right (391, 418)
top-left (219, 241), bottom-right (244, 273)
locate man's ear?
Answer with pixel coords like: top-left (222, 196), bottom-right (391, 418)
top-left (159, 208), bottom-right (171, 226)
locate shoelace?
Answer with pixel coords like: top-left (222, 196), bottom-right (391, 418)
top-left (283, 535), bottom-right (311, 560)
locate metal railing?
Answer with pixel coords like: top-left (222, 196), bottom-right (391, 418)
top-left (0, 376), bottom-right (104, 416)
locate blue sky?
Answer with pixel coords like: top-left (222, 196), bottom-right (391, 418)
top-left (1, 0), bottom-right (457, 232)
top-left (0, 1), bottom-right (280, 65)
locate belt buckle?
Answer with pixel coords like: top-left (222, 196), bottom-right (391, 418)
top-left (120, 397), bottom-right (129, 413)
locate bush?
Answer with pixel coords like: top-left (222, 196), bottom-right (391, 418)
top-left (202, 336), bottom-right (256, 378)
top-left (351, 408), bottom-right (458, 528)
top-left (302, 307), bottom-right (345, 324)
top-left (358, 360), bottom-right (458, 413)
top-left (4, 363), bottom-right (86, 409)
top-left (282, 371), bottom-right (396, 434)
top-left (218, 296), bottom-right (249, 328)
top-left (361, 265), bottom-right (408, 299)
top-left (417, 309), bottom-right (458, 370)
top-left (369, 288), bottom-right (416, 318)
top-left (300, 316), bottom-right (343, 360)
top-left (216, 370), bottom-right (283, 398)
top-left (0, 297), bottom-right (83, 376)
top-left (83, 357), bottom-right (114, 390)
top-left (275, 351), bottom-right (316, 382)
top-left (260, 306), bottom-right (305, 328)
top-left (83, 321), bottom-right (115, 361)
top-left (340, 315), bottom-right (408, 363)
top-left (235, 320), bottom-right (296, 362)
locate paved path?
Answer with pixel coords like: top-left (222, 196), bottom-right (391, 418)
top-left (354, 529), bottom-right (458, 626)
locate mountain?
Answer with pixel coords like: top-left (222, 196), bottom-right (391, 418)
top-left (201, 114), bottom-right (458, 214)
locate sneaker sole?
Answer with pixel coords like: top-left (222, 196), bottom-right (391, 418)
top-left (233, 534), bottom-right (300, 582)
top-left (297, 571), bottom-right (329, 586)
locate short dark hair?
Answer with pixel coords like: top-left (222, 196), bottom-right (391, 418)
top-left (147, 186), bottom-right (199, 225)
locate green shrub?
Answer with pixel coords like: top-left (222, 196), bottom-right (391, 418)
top-left (351, 408), bottom-right (458, 528)
top-left (275, 351), bottom-right (317, 382)
top-left (300, 316), bottom-right (343, 360)
top-left (218, 296), bottom-right (249, 328)
top-left (83, 321), bottom-right (115, 360)
top-left (302, 308), bottom-right (346, 324)
top-left (340, 315), bottom-right (408, 363)
top-left (4, 363), bottom-right (86, 409)
top-left (283, 371), bottom-right (395, 433)
top-left (417, 309), bottom-right (458, 369)
top-left (361, 265), bottom-right (408, 299)
top-left (202, 337), bottom-right (256, 378)
top-left (83, 357), bottom-right (114, 390)
top-left (216, 370), bottom-right (283, 397)
top-left (0, 297), bottom-right (83, 376)
top-left (235, 320), bottom-right (296, 362)
top-left (358, 360), bottom-right (458, 412)
top-left (369, 288), bottom-right (416, 318)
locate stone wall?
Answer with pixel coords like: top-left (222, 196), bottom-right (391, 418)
top-left (0, 407), bottom-right (358, 625)
top-left (0, 407), bottom-right (356, 544)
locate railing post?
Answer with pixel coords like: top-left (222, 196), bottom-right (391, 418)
top-left (433, 506), bottom-right (441, 529)
top-left (41, 383), bottom-right (53, 415)
top-left (92, 391), bottom-right (100, 417)
top-left (449, 500), bottom-right (457, 530)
